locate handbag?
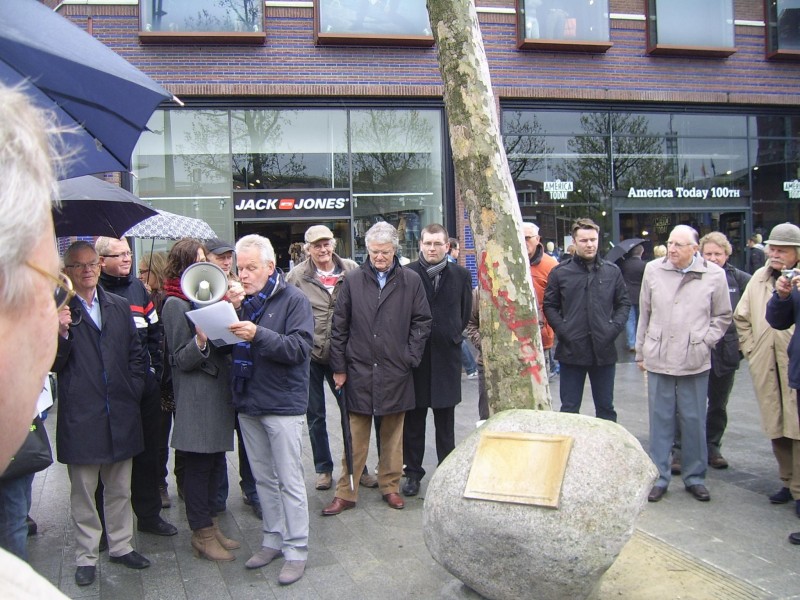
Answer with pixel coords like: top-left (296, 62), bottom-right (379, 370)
top-left (0, 416), bottom-right (53, 481)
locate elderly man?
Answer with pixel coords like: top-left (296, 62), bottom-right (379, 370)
top-left (96, 236), bottom-right (176, 538)
top-left (524, 222), bottom-right (559, 375)
top-left (229, 234), bottom-right (314, 586)
top-left (323, 222), bottom-right (431, 515)
top-left (402, 224), bottom-right (472, 497)
top-left (735, 223), bottom-right (800, 517)
top-left (0, 84), bottom-right (70, 598)
top-left (286, 225), bottom-right (381, 492)
top-left (56, 241), bottom-right (151, 585)
top-left (544, 218), bottom-right (630, 420)
top-left (638, 225), bottom-right (732, 503)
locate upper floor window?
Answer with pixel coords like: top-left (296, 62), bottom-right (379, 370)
top-left (314, 0), bottom-right (433, 47)
top-left (516, 0), bottom-right (612, 53)
top-left (646, 0), bottom-right (735, 57)
top-left (139, 0), bottom-right (266, 45)
top-left (766, 0), bottom-right (800, 59)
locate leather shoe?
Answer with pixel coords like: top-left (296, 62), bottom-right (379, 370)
top-left (769, 487), bottom-right (792, 504)
top-left (789, 532), bottom-right (800, 545)
top-left (109, 550), bottom-right (150, 570)
top-left (402, 476), bottom-right (420, 497)
top-left (648, 486), bottom-right (667, 502)
top-left (383, 492), bottom-right (405, 509)
top-left (708, 454), bottom-right (729, 469)
top-left (686, 484), bottom-right (710, 501)
top-left (670, 456), bottom-right (681, 475)
top-left (137, 518), bottom-right (178, 536)
top-left (75, 565), bottom-right (96, 586)
top-left (322, 497), bottom-right (355, 516)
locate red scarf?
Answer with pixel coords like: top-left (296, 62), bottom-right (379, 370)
top-left (163, 277), bottom-right (190, 302)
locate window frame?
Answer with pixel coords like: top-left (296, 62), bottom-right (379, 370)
top-left (765, 0), bottom-right (800, 60)
top-left (313, 0), bottom-right (434, 47)
top-left (138, 0), bottom-right (266, 45)
top-left (645, 0), bottom-right (736, 58)
top-left (515, 0), bottom-right (612, 53)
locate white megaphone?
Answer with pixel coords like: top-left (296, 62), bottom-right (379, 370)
top-left (180, 262), bottom-right (228, 307)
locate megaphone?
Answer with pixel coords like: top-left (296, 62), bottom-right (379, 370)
top-left (180, 262), bottom-right (228, 307)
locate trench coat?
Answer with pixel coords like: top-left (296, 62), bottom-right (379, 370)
top-left (734, 266), bottom-right (799, 440)
top-left (408, 260), bottom-right (472, 409)
top-left (329, 259), bottom-right (431, 416)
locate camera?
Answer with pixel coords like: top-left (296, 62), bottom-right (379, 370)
top-left (781, 268), bottom-right (800, 280)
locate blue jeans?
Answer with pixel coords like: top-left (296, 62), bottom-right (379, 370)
top-left (461, 340), bottom-right (477, 375)
top-left (558, 363), bottom-right (617, 422)
top-left (626, 305), bottom-right (640, 350)
top-left (0, 473), bottom-right (34, 560)
top-left (308, 360), bottom-right (335, 474)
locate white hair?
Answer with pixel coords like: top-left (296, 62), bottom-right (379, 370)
top-left (0, 84), bottom-right (68, 308)
top-left (365, 221), bottom-right (399, 251)
top-left (236, 234), bottom-right (276, 265)
top-left (522, 222), bottom-right (540, 236)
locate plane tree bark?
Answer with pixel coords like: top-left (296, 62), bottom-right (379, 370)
top-left (427, 0), bottom-right (551, 411)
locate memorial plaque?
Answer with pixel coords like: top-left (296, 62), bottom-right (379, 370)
top-left (464, 431), bottom-right (573, 508)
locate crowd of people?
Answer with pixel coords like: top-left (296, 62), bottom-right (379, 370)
top-left (4, 80), bottom-right (800, 598)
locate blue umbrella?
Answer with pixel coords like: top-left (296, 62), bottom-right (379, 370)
top-left (0, 0), bottom-right (178, 178)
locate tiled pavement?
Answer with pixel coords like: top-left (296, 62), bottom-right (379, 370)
top-left (26, 357), bottom-right (800, 599)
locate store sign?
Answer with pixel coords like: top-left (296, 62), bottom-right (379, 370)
top-left (544, 179), bottom-right (573, 200)
top-left (784, 180), bottom-right (800, 199)
top-left (626, 186), bottom-right (742, 200)
top-left (234, 189), bottom-right (351, 220)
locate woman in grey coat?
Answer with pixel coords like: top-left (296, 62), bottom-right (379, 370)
top-left (161, 239), bottom-right (237, 562)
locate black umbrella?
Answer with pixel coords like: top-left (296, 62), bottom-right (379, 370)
top-left (0, 0), bottom-right (177, 178)
top-left (336, 388), bottom-right (355, 491)
top-left (605, 238), bottom-right (646, 264)
top-left (54, 176), bottom-right (157, 238)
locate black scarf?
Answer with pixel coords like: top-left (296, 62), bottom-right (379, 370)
top-left (418, 252), bottom-right (447, 291)
top-left (231, 273), bottom-right (277, 393)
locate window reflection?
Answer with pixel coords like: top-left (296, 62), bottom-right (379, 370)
top-left (647, 0), bottom-right (734, 50)
top-left (520, 0), bottom-right (609, 42)
top-left (140, 0), bottom-right (263, 33)
top-left (318, 0), bottom-right (431, 37)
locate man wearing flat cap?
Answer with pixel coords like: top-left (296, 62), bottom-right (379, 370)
top-left (206, 238), bottom-right (236, 280)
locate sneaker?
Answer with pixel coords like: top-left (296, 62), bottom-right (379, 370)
top-left (466, 371), bottom-right (478, 379)
top-left (316, 472), bottom-right (332, 490)
top-left (708, 454), bottom-right (728, 469)
top-left (359, 472), bottom-right (379, 488)
top-left (402, 476), bottom-right (420, 497)
top-left (770, 487), bottom-right (792, 504)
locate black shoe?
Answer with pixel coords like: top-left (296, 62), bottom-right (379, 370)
top-left (789, 532), bottom-right (800, 545)
top-left (402, 477), bottom-right (420, 497)
top-left (795, 500), bottom-right (800, 518)
top-left (686, 484), bottom-right (710, 502)
top-left (98, 535), bottom-right (108, 553)
top-left (109, 550), bottom-right (150, 570)
top-left (26, 515), bottom-right (37, 537)
top-left (75, 565), bottom-right (96, 586)
top-left (770, 487), bottom-right (792, 504)
top-left (252, 499), bottom-right (263, 520)
top-left (137, 517), bottom-right (178, 536)
top-left (648, 486), bottom-right (667, 502)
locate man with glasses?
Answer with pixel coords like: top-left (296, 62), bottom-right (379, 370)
top-left (96, 237), bottom-right (177, 539)
top-left (55, 241), bottom-right (151, 586)
top-left (402, 224), bottom-right (472, 497)
top-left (638, 225), bottom-right (732, 504)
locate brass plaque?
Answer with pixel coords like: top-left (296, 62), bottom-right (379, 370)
top-left (464, 431), bottom-right (573, 508)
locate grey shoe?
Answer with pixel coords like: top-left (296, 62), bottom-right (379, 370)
top-left (245, 546), bottom-right (282, 569)
top-left (278, 559), bottom-right (306, 585)
top-left (359, 471), bottom-right (379, 488)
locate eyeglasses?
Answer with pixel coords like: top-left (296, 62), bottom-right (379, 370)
top-left (667, 241), bottom-right (693, 248)
top-left (64, 261), bottom-right (100, 271)
top-left (102, 251), bottom-right (132, 258)
top-left (421, 241), bottom-right (446, 248)
top-left (25, 262), bottom-right (75, 310)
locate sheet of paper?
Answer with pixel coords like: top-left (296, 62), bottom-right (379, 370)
top-left (186, 301), bottom-right (241, 347)
top-left (35, 375), bottom-right (54, 417)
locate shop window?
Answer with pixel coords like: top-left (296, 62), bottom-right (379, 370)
top-left (516, 0), bottom-right (612, 53)
top-left (139, 0), bottom-right (266, 45)
top-left (314, 0), bottom-right (433, 47)
top-left (646, 0), bottom-right (735, 57)
top-left (766, 0), bottom-right (800, 59)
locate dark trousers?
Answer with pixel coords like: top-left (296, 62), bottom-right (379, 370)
top-left (158, 407), bottom-right (172, 488)
top-left (216, 417), bottom-right (257, 508)
top-left (403, 405), bottom-right (455, 480)
top-left (307, 360), bottom-right (334, 474)
top-left (183, 452), bottom-right (225, 531)
top-left (558, 363), bottom-right (617, 422)
top-left (477, 363), bottom-right (489, 420)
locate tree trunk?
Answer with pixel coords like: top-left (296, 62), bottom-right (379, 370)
top-left (427, 0), bottom-right (551, 411)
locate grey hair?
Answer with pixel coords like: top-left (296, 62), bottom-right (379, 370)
top-left (236, 234), bottom-right (276, 265)
top-left (365, 221), bottom-right (399, 251)
top-left (522, 222), bottom-right (540, 236)
top-left (94, 236), bottom-right (129, 257)
top-left (0, 84), bottom-right (69, 308)
top-left (64, 241), bottom-right (97, 266)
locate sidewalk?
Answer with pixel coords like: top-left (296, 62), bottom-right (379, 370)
top-left (27, 362), bottom-right (800, 599)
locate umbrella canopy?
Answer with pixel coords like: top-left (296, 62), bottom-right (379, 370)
top-left (54, 176), bottom-right (157, 238)
top-left (605, 238), bottom-right (646, 264)
top-left (125, 209), bottom-right (218, 240)
top-left (0, 0), bottom-right (176, 178)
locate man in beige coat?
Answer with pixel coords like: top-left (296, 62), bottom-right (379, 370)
top-left (734, 223), bottom-right (800, 514)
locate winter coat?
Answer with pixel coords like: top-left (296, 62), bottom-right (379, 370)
top-left (620, 256), bottom-right (646, 308)
top-left (636, 256), bottom-right (732, 377)
top-left (711, 263), bottom-right (751, 377)
top-left (543, 255), bottom-right (631, 366)
top-left (734, 266), bottom-right (798, 440)
top-left (162, 296), bottom-right (234, 454)
top-left (529, 243), bottom-right (558, 350)
top-left (53, 288), bottom-right (146, 465)
top-left (285, 253), bottom-right (358, 364)
top-left (746, 245), bottom-right (766, 275)
top-left (329, 259), bottom-right (432, 416)
top-left (766, 288), bottom-right (800, 391)
top-left (231, 271), bottom-right (314, 417)
top-left (465, 287), bottom-right (483, 366)
top-left (408, 260), bottom-right (472, 409)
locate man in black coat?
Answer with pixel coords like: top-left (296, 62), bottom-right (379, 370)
top-left (402, 225), bottom-right (472, 497)
top-left (55, 242), bottom-right (151, 586)
top-left (544, 218), bottom-right (630, 422)
top-left (620, 244), bottom-right (646, 352)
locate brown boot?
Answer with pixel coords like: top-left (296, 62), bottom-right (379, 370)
top-left (211, 517), bottom-right (240, 550)
top-left (191, 527), bottom-right (235, 562)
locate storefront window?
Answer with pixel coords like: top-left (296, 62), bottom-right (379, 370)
top-left (517, 0), bottom-right (611, 52)
top-left (315, 0), bottom-right (432, 47)
top-left (767, 0), bottom-right (800, 58)
top-left (646, 0), bottom-right (735, 57)
top-left (139, 0), bottom-right (265, 44)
